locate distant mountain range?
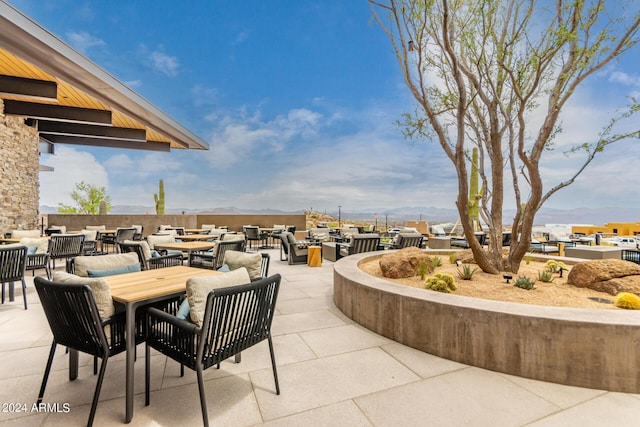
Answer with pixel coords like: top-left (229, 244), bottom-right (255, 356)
top-left (39, 204), bottom-right (639, 226)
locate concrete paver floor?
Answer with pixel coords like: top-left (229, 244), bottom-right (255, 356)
top-left (1, 248), bottom-right (639, 426)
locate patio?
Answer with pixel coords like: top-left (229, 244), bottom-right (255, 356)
top-left (1, 247), bottom-right (640, 426)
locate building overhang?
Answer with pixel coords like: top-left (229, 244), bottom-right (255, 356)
top-left (0, 0), bottom-right (209, 152)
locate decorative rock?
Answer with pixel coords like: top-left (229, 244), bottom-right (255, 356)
top-left (379, 247), bottom-right (433, 279)
top-left (567, 259), bottom-right (640, 296)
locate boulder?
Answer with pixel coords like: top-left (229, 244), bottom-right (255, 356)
top-left (379, 247), bottom-right (433, 279)
top-left (567, 259), bottom-right (640, 296)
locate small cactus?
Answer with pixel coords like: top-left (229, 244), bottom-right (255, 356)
top-left (614, 292), bottom-right (640, 310)
top-left (425, 273), bottom-right (457, 293)
top-left (538, 270), bottom-right (554, 283)
top-left (514, 275), bottom-right (536, 290)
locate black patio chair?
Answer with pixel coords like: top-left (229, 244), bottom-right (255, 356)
top-left (245, 226), bottom-right (269, 249)
top-left (0, 245), bottom-right (28, 309)
top-left (188, 239), bottom-right (245, 270)
top-left (48, 234), bottom-right (85, 270)
top-left (101, 228), bottom-right (136, 253)
top-left (118, 241), bottom-right (183, 270)
top-left (26, 252), bottom-right (51, 279)
top-left (34, 277), bottom-right (119, 426)
top-left (145, 274), bottom-right (282, 427)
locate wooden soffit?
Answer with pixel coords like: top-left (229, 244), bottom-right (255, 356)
top-left (0, 1), bottom-right (208, 151)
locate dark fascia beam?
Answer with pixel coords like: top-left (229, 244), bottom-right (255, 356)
top-left (37, 120), bottom-right (146, 141)
top-left (0, 74), bottom-right (57, 101)
top-left (2, 99), bottom-right (111, 124)
top-left (40, 133), bottom-right (170, 152)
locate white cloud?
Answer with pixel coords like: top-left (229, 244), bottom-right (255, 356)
top-left (66, 31), bottom-right (105, 53)
top-left (609, 71), bottom-right (640, 88)
top-left (205, 107), bottom-right (323, 167)
top-left (39, 146), bottom-right (109, 207)
top-left (150, 49), bottom-right (179, 77)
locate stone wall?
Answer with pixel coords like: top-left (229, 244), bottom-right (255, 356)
top-left (0, 99), bottom-right (40, 233)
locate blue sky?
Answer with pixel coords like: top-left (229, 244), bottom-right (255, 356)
top-left (9, 0), bottom-right (640, 214)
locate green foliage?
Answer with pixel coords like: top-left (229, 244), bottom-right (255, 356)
top-left (514, 276), bottom-right (536, 290)
top-left (545, 260), bottom-right (568, 273)
top-left (614, 292), bottom-right (640, 310)
top-left (457, 264), bottom-right (477, 280)
top-left (154, 179), bottom-right (165, 215)
top-left (537, 270), bottom-right (554, 283)
top-left (524, 255), bottom-right (532, 265)
top-left (417, 259), bottom-right (429, 280)
top-left (448, 253), bottom-right (457, 264)
top-left (425, 273), bottom-right (457, 293)
top-left (58, 181), bottom-right (111, 214)
top-left (432, 256), bottom-right (442, 267)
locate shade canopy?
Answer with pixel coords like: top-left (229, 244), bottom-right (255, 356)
top-left (0, 1), bottom-right (208, 153)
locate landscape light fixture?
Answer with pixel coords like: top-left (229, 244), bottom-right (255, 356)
top-left (503, 274), bottom-right (513, 284)
top-left (455, 260), bottom-right (462, 267)
top-left (408, 40), bottom-right (415, 51)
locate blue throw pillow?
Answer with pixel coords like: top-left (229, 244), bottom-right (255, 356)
top-left (217, 264), bottom-right (231, 272)
top-left (151, 250), bottom-right (161, 257)
top-left (176, 298), bottom-right (191, 320)
top-left (87, 263), bottom-right (141, 277)
top-left (27, 246), bottom-right (38, 255)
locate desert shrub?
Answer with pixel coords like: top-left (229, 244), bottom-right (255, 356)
top-left (514, 275), bottom-right (536, 290)
top-left (524, 255), bottom-right (531, 265)
top-left (417, 259), bottom-right (430, 280)
top-left (425, 273), bottom-right (457, 293)
top-left (614, 292), bottom-right (640, 310)
top-left (457, 264), bottom-right (477, 280)
top-left (432, 256), bottom-right (443, 267)
top-left (545, 260), bottom-right (568, 273)
top-left (448, 253), bottom-right (456, 264)
top-left (538, 270), bottom-right (554, 283)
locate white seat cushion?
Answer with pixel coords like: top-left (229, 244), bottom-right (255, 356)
top-left (186, 268), bottom-right (251, 326)
top-left (73, 253), bottom-right (139, 278)
top-left (52, 271), bottom-right (114, 319)
top-left (223, 250), bottom-right (262, 279)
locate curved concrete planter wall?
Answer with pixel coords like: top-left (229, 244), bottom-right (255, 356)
top-left (333, 252), bottom-right (640, 393)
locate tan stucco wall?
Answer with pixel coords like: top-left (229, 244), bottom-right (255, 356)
top-left (44, 213), bottom-right (306, 237)
top-left (0, 99), bottom-right (40, 233)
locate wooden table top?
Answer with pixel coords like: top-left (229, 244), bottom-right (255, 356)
top-left (178, 234), bottom-right (216, 241)
top-left (106, 266), bottom-right (220, 303)
top-left (154, 241), bottom-right (216, 251)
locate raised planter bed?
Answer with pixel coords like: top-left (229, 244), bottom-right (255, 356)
top-left (333, 252), bottom-right (640, 393)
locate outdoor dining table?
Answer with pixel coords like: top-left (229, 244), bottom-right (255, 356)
top-left (105, 266), bottom-right (220, 423)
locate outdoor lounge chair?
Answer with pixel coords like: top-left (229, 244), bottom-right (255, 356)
top-left (392, 233), bottom-right (424, 249)
top-left (336, 234), bottom-right (381, 260)
top-left (279, 231), bottom-right (308, 264)
top-left (145, 274), bottom-right (282, 427)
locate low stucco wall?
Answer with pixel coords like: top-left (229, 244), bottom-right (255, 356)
top-left (333, 252), bottom-right (640, 393)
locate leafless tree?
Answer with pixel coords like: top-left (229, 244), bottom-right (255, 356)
top-left (370, 0), bottom-right (640, 273)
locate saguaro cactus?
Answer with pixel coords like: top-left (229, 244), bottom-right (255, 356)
top-left (99, 199), bottom-right (107, 215)
top-left (154, 179), bottom-right (165, 215)
top-left (468, 147), bottom-right (482, 231)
